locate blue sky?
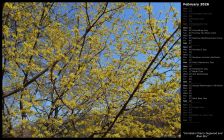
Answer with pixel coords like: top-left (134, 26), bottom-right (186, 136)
top-left (122, 2), bottom-right (181, 62)
top-left (4, 2), bottom-right (181, 122)
top-left (43, 2), bottom-right (181, 113)
top-left (117, 2), bottom-right (181, 87)
top-left (51, 2), bottom-right (181, 118)
top-left (99, 2), bottom-right (181, 77)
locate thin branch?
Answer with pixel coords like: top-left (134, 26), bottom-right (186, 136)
top-left (3, 61), bottom-right (58, 98)
top-left (85, 2), bottom-right (91, 26)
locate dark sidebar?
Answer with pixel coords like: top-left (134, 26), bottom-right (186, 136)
top-left (181, 0), bottom-right (224, 138)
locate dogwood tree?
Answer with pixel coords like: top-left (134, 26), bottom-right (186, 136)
top-left (2, 2), bottom-right (181, 138)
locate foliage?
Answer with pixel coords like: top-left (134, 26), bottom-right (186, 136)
top-left (2, 2), bottom-right (181, 138)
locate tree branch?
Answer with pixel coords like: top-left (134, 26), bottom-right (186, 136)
top-left (2, 61), bottom-right (59, 98)
top-left (101, 26), bottom-right (180, 138)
